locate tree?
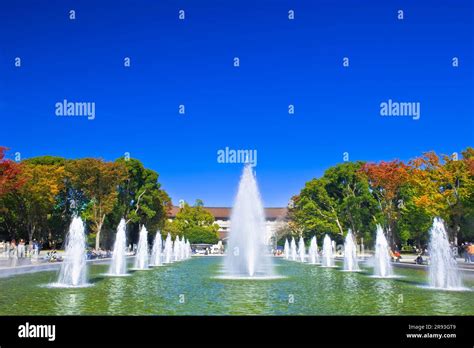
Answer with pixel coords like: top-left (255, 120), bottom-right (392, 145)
top-left (397, 184), bottom-right (432, 248)
top-left (67, 158), bottom-right (127, 249)
top-left (0, 147), bottom-right (24, 197)
top-left (14, 161), bottom-right (65, 242)
top-left (361, 160), bottom-right (409, 246)
top-left (167, 200), bottom-right (219, 243)
top-left (323, 162), bottom-right (379, 242)
top-left (289, 162), bottom-right (379, 246)
top-left (114, 158), bottom-right (171, 240)
top-left (273, 219), bottom-right (293, 246)
top-left (460, 148), bottom-right (474, 242)
top-left (410, 150), bottom-right (473, 244)
top-left (185, 226), bottom-right (219, 244)
top-left (289, 178), bottom-right (344, 241)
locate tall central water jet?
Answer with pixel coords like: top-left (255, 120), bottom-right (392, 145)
top-left (56, 217), bottom-right (88, 287)
top-left (373, 225), bottom-right (393, 277)
top-left (108, 218), bottom-right (128, 275)
top-left (428, 218), bottom-right (463, 290)
top-left (343, 229), bottom-right (359, 271)
top-left (224, 164), bottom-right (274, 277)
top-left (321, 234), bottom-right (335, 267)
top-left (133, 225), bottom-right (149, 270)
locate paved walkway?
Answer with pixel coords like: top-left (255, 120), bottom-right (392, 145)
top-left (2, 252), bottom-right (474, 278)
top-left (0, 253), bottom-right (120, 278)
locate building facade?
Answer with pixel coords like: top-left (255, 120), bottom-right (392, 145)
top-left (168, 206), bottom-right (288, 245)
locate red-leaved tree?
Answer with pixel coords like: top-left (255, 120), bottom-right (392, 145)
top-left (0, 147), bottom-right (24, 197)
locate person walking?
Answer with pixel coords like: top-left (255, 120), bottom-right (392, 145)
top-left (18, 239), bottom-right (25, 258)
top-left (9, 239), bottom-right (17, 258)
top-left (9, 239), bottom-right (18, 266)
top-left (32, 239), bottom-right (39, 258)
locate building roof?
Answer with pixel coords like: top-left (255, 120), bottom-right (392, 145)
top-left (168, 206), bottom-right (287, 220)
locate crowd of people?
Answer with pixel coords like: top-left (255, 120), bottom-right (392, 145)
top-left (0, 239), bottom-right (42, 259)
top-left (86, 248), bottom-right (112, 260)
top-left (1, 238), bottom-right (474, 266)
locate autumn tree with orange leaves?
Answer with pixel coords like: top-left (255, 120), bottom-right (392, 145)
top-left (66, 158), bottom-right (128, 250)
top-left (409, 149), bottom-right (474, 244)
top-left (360, 160), bottom-right (410, 245)
top-left (0, 147), bottom-right (24, 197)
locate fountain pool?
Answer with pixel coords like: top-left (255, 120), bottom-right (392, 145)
top-left (1, 256), bottom-right (472, 315)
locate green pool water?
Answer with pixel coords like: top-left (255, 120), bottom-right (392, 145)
top-left (0, 256), bottom-right (473, 315)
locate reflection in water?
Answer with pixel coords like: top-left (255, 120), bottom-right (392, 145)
top-left (373, 280), bottom-right (395, 314)
top-left (427, 289), bottom-right (464, 315)
top-left (1, 257), bottom-right (473, 315)
top-left (131, 272), bottom-right (154, 313)
top-left (342, 272), bottom-right (360, 292)
top-left (55, 291), bottom-right (85, 315)
top-left (339, 273), bottom-right (362, 314)
top-left (219, 278), bottom-right (274, 314)
top-left (107, 278), bottom-right (126, 315)
top-left (319, 268), bottom-right (337, 290)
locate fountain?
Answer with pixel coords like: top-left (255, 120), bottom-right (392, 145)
top-left (298, 237), bottom-right (306, 262)
top-left (290, 237), bottom-right (297, 261)
top-left (133, 225), bottom-right (149, 270)
top-left (284, 239), bottom-right (290, 260)
top-left (428, 218), bottom-right (464, 290)
top-left (108, 218), bottom-right (128, 276)
top-left (180, 237), bottom-right (186, 260)
top-left (173, 236), bottom-right (179, 261)
top-left (150, 231), bottom-right (163, 266)
top-left (373, 225), bottom-right (393, 277)
top-left (54, 217), bottom-right (88, 287)
top-left (308, 236), bottom-right (320, 264)
top-left (321, 234), bottom-right (335, 267)
top-left (185, 239), bottom-right (191, 259)
top-left (164, 233), bottom-right (173, 263)
top-left (223, 164), bottom-right (274, 278)
top-left (343, 229), bottom-right (360, 271)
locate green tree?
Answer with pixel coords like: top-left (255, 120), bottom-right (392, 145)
top-left (167, 200), bottom-right (219, 243)
top-left (114, 158), bottom-right (171, 233)
top-left (185, 226), bottom-right (219, 244)
top-left (397, 185), bottom-right (432, 248)
top-left (67, 158), bottom-right (127, 249)
top-left (323, 162), bottom-right (379, 242)
top-left (289, 178), bottom-right (344, 241)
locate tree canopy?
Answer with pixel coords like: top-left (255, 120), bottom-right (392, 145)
top-left (0, 151), bottom-right (171, 249)
top-left (289, 148), bottom-right (474, 248)
top-left (165, 200), bottom-right (220, 244)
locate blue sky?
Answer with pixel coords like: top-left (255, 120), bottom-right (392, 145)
top-left (1, 0), bottom-right (472, 207)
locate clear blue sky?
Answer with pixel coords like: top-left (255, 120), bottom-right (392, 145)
top-left (1, 0), bottom-right (472, 207)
